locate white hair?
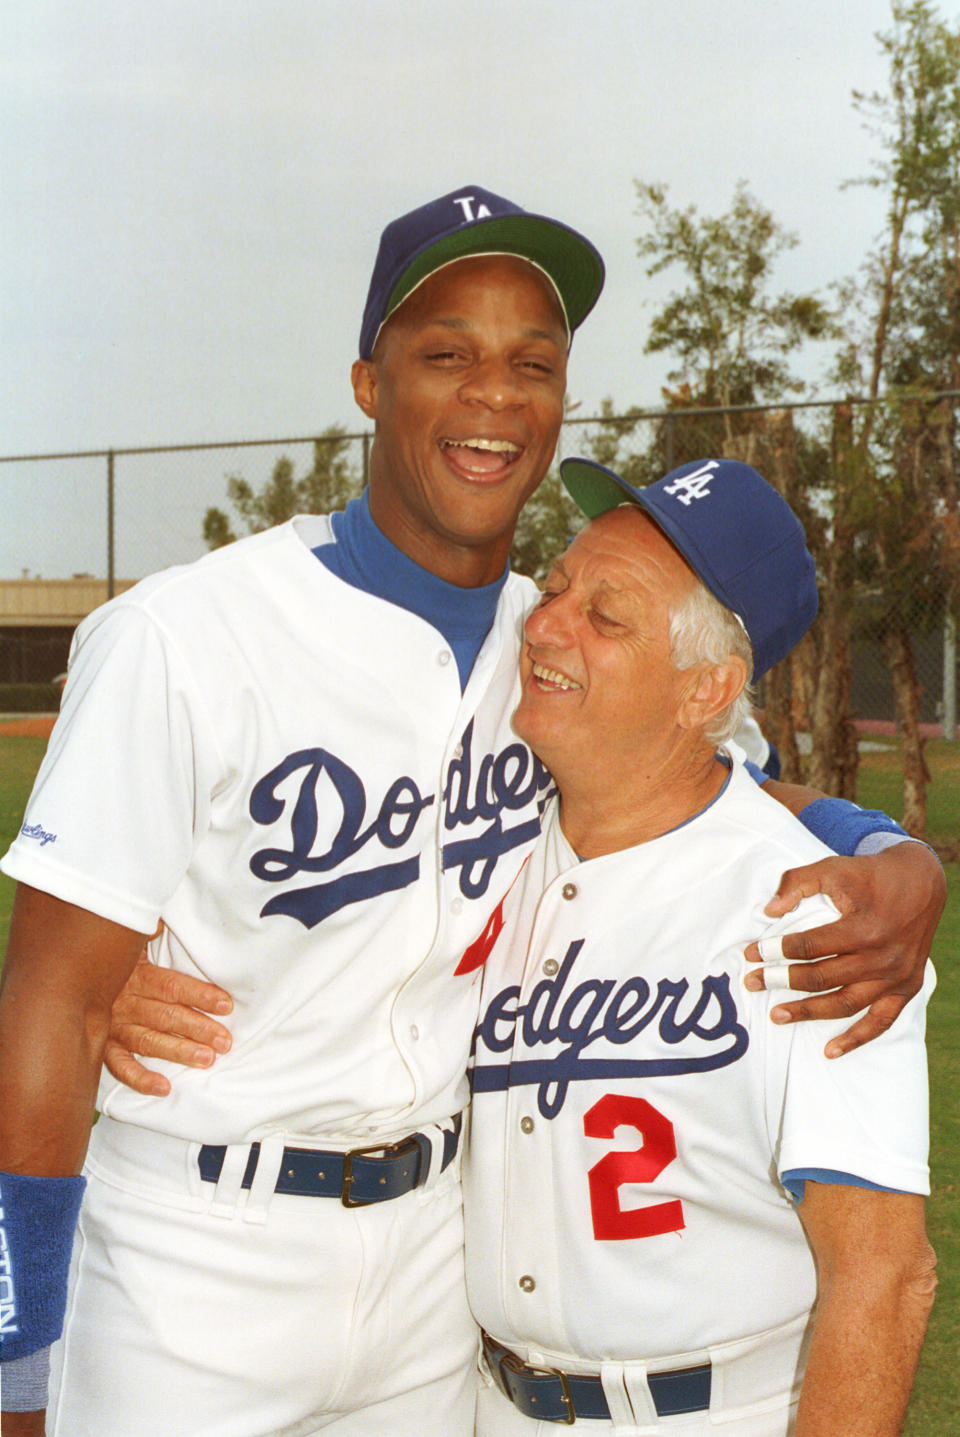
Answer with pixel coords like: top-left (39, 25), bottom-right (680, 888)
top-left (668, 581), bottom-right (755, 743)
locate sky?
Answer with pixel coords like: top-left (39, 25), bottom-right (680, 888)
top-left (0, 0), bottom-right (937, 576)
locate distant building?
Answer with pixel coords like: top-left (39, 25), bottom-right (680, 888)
top-left (0, 578), bottom-right (136, 684)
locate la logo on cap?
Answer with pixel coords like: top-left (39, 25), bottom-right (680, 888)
top-left (662, 460), bottom-right (719, 508)
top-left (452, 194), bottom-right (493, 223)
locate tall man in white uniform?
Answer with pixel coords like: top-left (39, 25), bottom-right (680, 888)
top-left (466, 458), bottom-right (937, 1436)
top-left (0, 188), bottom-right (942, 1437)
top-left (0, 185), bottom-right (608, 1437)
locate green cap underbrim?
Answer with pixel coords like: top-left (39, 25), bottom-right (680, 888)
top-left (385, 216), bottom-right (604, 336)
top-left (561, 458), bottom-right (638, 518)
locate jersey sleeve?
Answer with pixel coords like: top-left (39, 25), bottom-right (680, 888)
top-left (0, 601), bottom-right (220, 933)
top-left (773, 964), bottom-right (933, 1197)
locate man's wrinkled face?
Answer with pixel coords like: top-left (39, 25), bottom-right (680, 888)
top-left (351, 255), bottom-right (568, 582)
top-left (512, 508), bottom-right (699, 780)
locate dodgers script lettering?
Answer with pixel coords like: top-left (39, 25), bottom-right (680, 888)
top-left (471, 941), bottom-right (749, 1117)
top-left (248, 722), bottom-right (552, 928)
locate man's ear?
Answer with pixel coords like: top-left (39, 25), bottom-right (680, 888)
top-left (351, 359), bottom-right (377, 420)
top-left (678, 657), bottom-right (749, 732)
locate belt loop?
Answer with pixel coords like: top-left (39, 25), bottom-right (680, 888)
top-left (600, 1362), bottom-right (648, 1430)
top-left (243, 1137), bottom-right (286, 1224)
top-left (209, 1143), bottom-right (253, 1217)
top-left (619, 1363), bottom-right (659, 1428)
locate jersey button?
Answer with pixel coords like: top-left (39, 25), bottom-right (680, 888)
top-left (438, 650), bottom-right (452, 666)
top-left (451, 897), bottom-right (464, 915)
top-left (542, 958), bottom-right (559, 976)
top-left (562, 883), bottom-right (577, 900)
top-left (520, 1117), bottom-right (534, 1134)
top-left (410, 1025), bottom-right (420, 1041)
top-left (518, 1275), bottom-right (536, 1293)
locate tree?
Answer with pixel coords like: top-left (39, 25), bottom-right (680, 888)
top-left (634, 181), bottom-right (833, 420)
top-left (588, 184), bottom-right (843, 784)
top-left (840, 1), bottom-right (960, 407)
top-left (585, 184), bottom-right (834, 485)
top-left (834, 0), bottom-right (960, 832)
top-left (203, 428), bottom-right (365, 549)
top-left (858, 397), bottom-right (958, 830)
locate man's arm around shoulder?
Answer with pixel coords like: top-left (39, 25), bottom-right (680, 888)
top-left (750, 777), bottom-right (945, 1055)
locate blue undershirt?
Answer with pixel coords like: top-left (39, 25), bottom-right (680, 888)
top-left (311, 491), bottom-right (909, 1202)
top-left (312, 490), bottom-right (507, 689)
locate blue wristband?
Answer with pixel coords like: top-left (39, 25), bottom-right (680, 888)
top-left (0, 1171), bottom-right (86, 1362)
top-left (797, 798), bottom-right (907, 857)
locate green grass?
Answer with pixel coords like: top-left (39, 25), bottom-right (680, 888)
top-left (0, 732), bottom-right (958, 1423)
top-left (903, 861), bottom-right (960, 1434)
top-left (854, 735), bottom-right (960, 854)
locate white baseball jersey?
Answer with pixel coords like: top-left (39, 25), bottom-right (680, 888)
top-left (1, 513), bottom-right (551, 1146)
top-left (464, 761), bottom-right (931, 1365)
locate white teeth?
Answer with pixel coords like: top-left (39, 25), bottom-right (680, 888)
top-left (532, 662), bottom-right (582, 691)
top-left (441, 438), bottom-right (521, 453)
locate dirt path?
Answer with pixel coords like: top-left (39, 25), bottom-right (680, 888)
top-left (0, 715), bottom-right (57, 738)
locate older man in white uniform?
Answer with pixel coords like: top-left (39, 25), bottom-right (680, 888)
top-left (465, 458), bottom-right (937, 1436)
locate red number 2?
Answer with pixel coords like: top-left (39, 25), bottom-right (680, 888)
top-left (584, 1093), bottom-right (685, 1241)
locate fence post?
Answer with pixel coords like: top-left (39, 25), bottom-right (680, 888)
top-left (665, 411), bottom-right (676, 472)
top-left (944, 602), bottom-right (957, 740)
top-left (107, 450), bottom-right (116, 599)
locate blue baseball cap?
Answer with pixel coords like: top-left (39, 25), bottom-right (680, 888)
top-left (560, 456), bottom-right (818, 679)
top-left (358, 184), bottom-right (605, 359)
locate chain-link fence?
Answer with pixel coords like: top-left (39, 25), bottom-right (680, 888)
top-left (2, 395), bottom-right (958, 827)
top-left (0, 434), bottom-right (371, 585)
top-left (0, 432), bottom-right (372, 690)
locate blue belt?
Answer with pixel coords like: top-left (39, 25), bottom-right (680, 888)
top-left (483, 1332), bottom-right (711, 1424)
top-left (198, 1114), bottom-right (462, 1208)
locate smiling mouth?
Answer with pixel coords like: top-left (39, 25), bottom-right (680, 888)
top-left (532, 661), bottom-right (582, 691)
top-left (440, 437), bottom-right (523, 476)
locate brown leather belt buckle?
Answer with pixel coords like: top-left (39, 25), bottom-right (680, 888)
top-left (340, 1135), bottom-right (420, 1207)
top-left (498, 1347), bottom-right (576, 1425)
